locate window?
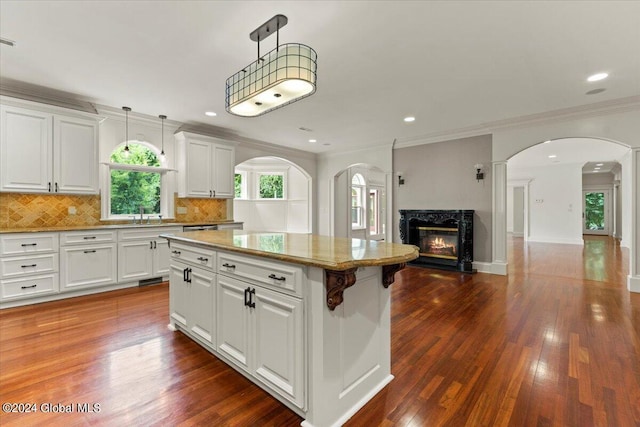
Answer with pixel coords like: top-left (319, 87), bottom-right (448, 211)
top-left (235, 172), bottom-right (247, 199)
top-left (258, 173), bottom-right (284, 199)
top-left (103, 143), bottom-right (172, 220)
top-left (351, 173), bottom-right (365, 229)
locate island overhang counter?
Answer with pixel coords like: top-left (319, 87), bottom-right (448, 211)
top-left (161, 230), bottom-right (419, 427)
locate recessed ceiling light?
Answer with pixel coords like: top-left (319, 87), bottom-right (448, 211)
top-left (403, 116), bottom-right (415, 122)
top-left (205, 111), bottom-right (217, 117)
top-left (587, 72), bottom-right (608, 82)
top-left (593, 170), bottom-right (599, 173)
top-left (548, 154), bottom-right (557, 159)
top-left (594, 167), bottom-right (601, 170)
top-left (309, 139), bottom-right (317, 143)
top-left (596, 163), bottom-right (603, 166)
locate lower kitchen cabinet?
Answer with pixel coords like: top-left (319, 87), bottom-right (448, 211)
top-left (60, 243), bottom-right (117, 291)
top-left (118, 227), bottom-right (181, 282)
top-left (170, 261), bottom-right (215, 347)
top-left (217, 274), bottom-right (304, 408)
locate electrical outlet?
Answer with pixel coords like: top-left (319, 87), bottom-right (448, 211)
top-left (535, 199), bottom-right (544, 203)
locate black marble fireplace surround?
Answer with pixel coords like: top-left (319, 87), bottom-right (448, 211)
top-left (399, 210), bottom-right (475, 273)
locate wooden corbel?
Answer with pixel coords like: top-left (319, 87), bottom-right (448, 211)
top-left (325, 268), bottom-right (357, 310)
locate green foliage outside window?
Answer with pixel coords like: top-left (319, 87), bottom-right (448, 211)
top-left (584, 192), bottom-right (605, 230)
top-left (235, 173), bottom-right (243, 198)
top-left (259, 174), bottom-right (283, 199)
top-left (110, 144), bottom-right (161, 215)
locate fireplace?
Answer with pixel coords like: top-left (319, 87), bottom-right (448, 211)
top-left (399, 210), bottom-right (474, 273)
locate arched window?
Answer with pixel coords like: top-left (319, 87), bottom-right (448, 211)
top-left (351, 173), bottom-right (366, 229)
top-left (102, 142), bottom-right (173, 220)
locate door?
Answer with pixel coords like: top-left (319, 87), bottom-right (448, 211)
top-left (54, 115), bottom-right (98, 194)
top-left (169, 263), bottom-right (189, 328)
top-left (583, 190), bottom-right (611, 235)
top-left (216, 275), bottom-right (250, 372)
top-left (253, 286), bottom-right (304, 408)
top-left (153, 239), bottom-right (172, 276)
top-left (368, 185), bottom-right (386, 241)
top-left (118, 240), bottom-right (153, 281)
top-left (188, 266), bottom-right (215, 346)
top-left (512, 187), bottom-right (525, 236)
top-left (0, 105), bottom-right (52, 192)
top-left (185, 139), bottom-right (213, 197)
top-left (212, 144), bottom-right (235, 198)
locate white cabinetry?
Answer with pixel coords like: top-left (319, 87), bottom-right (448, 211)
top-left (216, 253), bottom-right (304, 409)
top-left (0, 233), bottom-right (59, 301)
top-left (175, 131), bottom-right (235, 198)
top-left (169, 242), bottom-right (216, 347)
top-left (60, 230), bottom-right (117, 292)
top-left (118, 226), bottom-right (181, 282)
top-left (0, 104), bottom-right (99, 194)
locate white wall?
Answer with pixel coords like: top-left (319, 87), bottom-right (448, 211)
top-left (234, 158), bottom-right (311, 233)
top-left (510, 163), bottom-right (583, 245)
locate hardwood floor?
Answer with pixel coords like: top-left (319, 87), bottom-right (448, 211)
top-left (1, 236), bottom-right (638, 426)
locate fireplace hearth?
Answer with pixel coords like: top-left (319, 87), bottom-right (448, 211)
top-left (399, 210), bottom-right (475, 273)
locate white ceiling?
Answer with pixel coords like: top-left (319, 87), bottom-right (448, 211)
top-left (1, 1), bottom-right (639, 154)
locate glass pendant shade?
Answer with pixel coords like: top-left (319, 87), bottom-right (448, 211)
top-left (226, 43), bottom-right (317, 117)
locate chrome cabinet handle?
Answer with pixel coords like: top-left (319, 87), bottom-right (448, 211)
top-left (268, 274), bottom-right (286, 281)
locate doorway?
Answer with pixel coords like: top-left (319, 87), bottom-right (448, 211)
top-left (582, 190), bottom-right (611, 236)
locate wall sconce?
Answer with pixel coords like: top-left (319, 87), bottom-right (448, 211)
top-left (397, 172), bottom-right (405, 186)
top-left (474, 164), bottom-right (484, 182)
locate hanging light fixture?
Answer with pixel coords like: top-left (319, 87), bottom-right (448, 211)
top-left (225, 14), bottom-right (317, 117)
top-left (158, 114), bottom-right (167, 163)
top-left (122, 106), bottom-right (131, 158)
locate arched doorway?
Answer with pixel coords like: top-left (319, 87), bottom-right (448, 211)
top-left (333, 164), bottom-right (387, 241)
top-left (233, 156), bottom-right (312, 233)
top-left (507, 137), bottom-right (629, 245)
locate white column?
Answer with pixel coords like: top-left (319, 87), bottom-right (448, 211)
top-left (492, 161), bottom-right (508, 275)
top-left (628, 148), bottom-right (640, 293)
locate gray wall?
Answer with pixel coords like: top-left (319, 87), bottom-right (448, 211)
top-left (393, 134), bottom-right (493, 263)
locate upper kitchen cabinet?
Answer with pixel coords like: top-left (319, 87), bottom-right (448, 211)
top-left (0, 103), bottom-right (99, 194)
top-left (175, 131), bottom-right (235, 199)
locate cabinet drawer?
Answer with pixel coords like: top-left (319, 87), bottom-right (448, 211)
top-left (1, 273), bottom-right (59, 301)
top-left (60, 230), bottom-right (116, 245)
top-left (0, 233), bottom-right (58, 256)
top-left (119, 227), bottom-right (182, 241)
top-left (0, 253), bottom-right (58, 279)
top-left (217, 252), bottom-right (303, 296)
top-left (170, 242), bottom-right (215, 270)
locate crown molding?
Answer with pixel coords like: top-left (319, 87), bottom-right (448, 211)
top-left (0, 78), bottom-right (98, 114)
top-left (394, 95), bottom-right (640, 149)
top-left (95, 104), bottom-right (181, 129)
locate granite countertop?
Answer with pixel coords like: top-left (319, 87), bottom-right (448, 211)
top-left (0, 220), bottom-right (243, 234)
top-left (162, 230), bottom-right (419, 271)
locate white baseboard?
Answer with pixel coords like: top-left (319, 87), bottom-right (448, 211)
top-left (527, 236), bottom-right (584, 245)
top-left (473, 261), bottom-right (507, 275)
top-left (628, 275), bottom-right (640, 293)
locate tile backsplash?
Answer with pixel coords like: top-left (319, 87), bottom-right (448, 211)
top-left (0, 193), bottom-right (228, 229)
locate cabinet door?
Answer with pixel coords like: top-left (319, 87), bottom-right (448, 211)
top-left (60, 244), bottom-right (117, 291)
top-left (216, 276), bottom-right (250, 372)
top-left (253, 286), bottom-right (304, 408)
top-left (189, 266), bottom-right (215, 347)
top-left (212, 143), bottom-right (235, 198)
top-left (118, 241), bottom-right (153, 282)
top-left (53, 115), bottom-right (99, 194)
top-left (169, 263), bottom-right (188, 329)
top-left (185, 139), bottom-right (213, 197)
top-left (153, 239), bottom-right (172, 276)
top-left (0, 105), bottom-right (52, 192)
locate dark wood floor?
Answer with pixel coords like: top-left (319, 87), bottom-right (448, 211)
top-left (1, 236), bottom-right (638, 426)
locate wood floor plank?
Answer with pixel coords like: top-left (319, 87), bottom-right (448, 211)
top-left (1, 236), bottom-right (638, 426)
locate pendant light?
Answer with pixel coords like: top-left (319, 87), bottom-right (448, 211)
top-left (159, 114), bottom-right (167, 163)
top-left (225, 14), bottom-right (317, 117)
top-left (122, 106), bottom-right (131, 158)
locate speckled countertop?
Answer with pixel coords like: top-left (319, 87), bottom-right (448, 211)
top-left (0, 221), bottom-right (242, 234)
top-left (162, 230), bottom-right (419, 271)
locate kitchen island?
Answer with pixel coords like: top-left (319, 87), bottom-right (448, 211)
top-left (162, 230), bottom-right (418, 427)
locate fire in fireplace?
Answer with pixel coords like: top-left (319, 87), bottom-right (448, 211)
top-left (399, 210), bottom-right (475, 273)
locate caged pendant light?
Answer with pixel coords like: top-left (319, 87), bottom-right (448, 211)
top-left (122, 106), bottom-right (131, 158)
top-left (159, 114), bottom-right (167, 163)
top-left (225, 14), bottom-right (317, 117)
